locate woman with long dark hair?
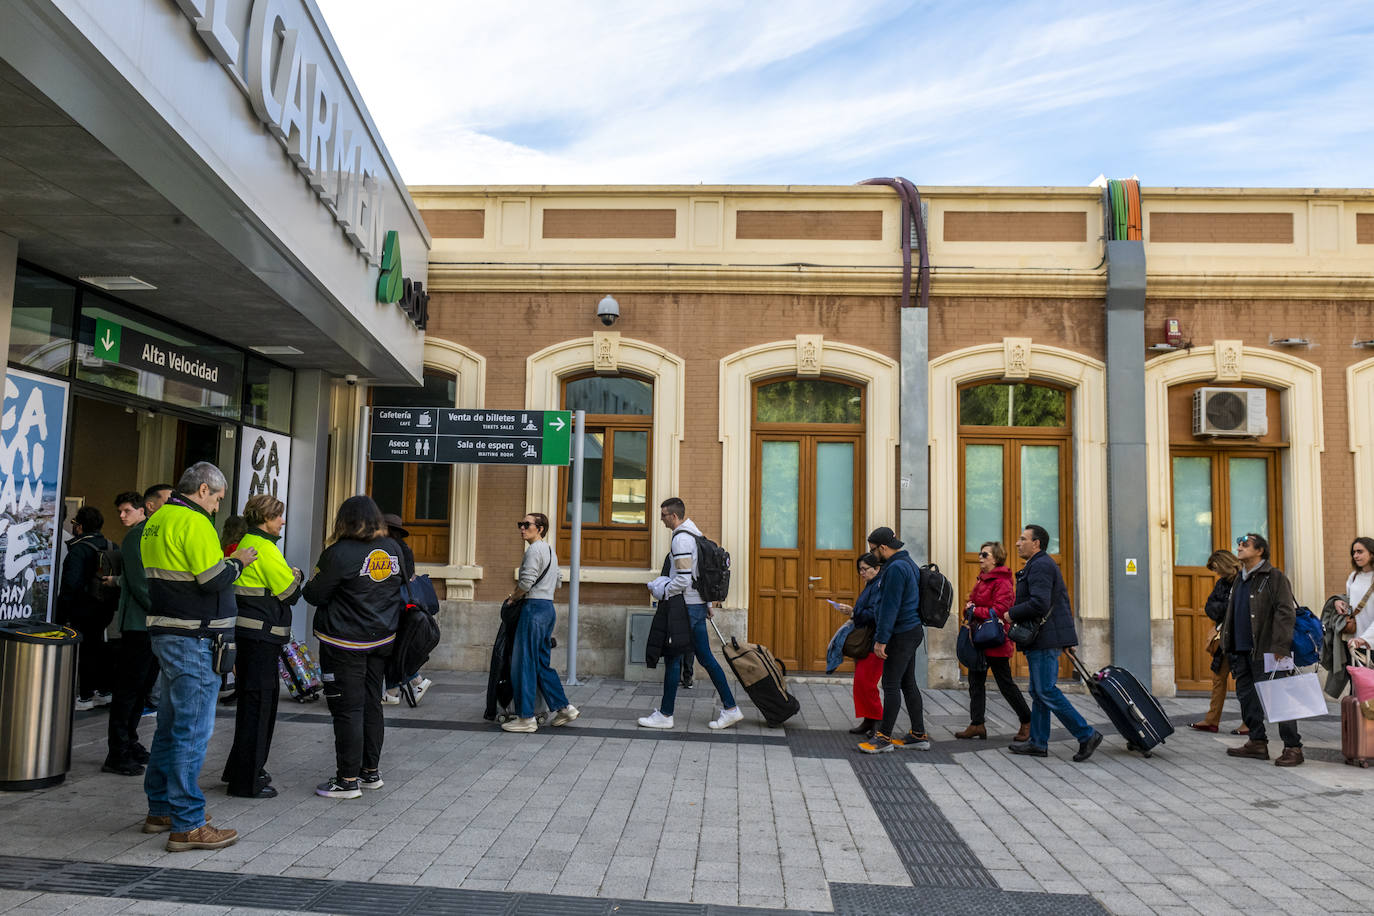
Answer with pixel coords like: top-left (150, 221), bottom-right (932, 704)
top-left (303, 495), bottom-right (403, 798)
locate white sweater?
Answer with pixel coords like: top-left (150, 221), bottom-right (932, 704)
top-left (1349, 570), bottom-right (1374, 641)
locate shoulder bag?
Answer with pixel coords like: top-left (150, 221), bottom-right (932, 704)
top-left (970, 612), bottom-right (1007, 650)
top-left (500, 547), bottom-right (553, 627)
top-left (842, 624), bottom-right (874, 659)
top-left (1345, 584), bottom-right (1374, 635)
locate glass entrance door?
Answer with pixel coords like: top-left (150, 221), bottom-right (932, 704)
top-left (1171, 449), bottom-right (1282, 691)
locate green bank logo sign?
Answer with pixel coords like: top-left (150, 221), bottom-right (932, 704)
top-left (376, 231), bottom-right (429, 329)
top-left (93, 317), bottom-right (234, 395)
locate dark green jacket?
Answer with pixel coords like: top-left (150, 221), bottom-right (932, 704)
top-left (117, 519), bottom-right (150, 632)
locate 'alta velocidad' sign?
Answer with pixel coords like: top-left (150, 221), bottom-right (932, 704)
top-left (91, 317), bottom-right (237, 396)
top-left (368, 408), bottom-right (571, 466)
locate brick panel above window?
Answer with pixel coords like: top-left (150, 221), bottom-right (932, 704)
top-left (542, 208), bottom-right (677, 239)
top-left (1357, 213), bottom-right (1374, 244)
top-left (735, 210), bottom-right (883, 240)
top-left (942, 211), bottom-right (1087, 242)
top-left (420, 209), bottom-right (485, 238)
top-left (1150, 211), bottom-right (1294, 244)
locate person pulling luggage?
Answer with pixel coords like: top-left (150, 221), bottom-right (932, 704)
top-left (638, 498), bottom-right (743, 731)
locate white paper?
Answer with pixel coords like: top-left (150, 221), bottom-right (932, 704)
top-left (1263, 653), bottom-right (1296, 673)
top-left (1255, 672), bottom-right (1328, 721)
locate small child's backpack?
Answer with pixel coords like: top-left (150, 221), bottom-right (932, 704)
top-left (1291, 605), bottom-right (1322, 668)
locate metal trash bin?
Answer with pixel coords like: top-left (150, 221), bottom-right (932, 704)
top-left (0, 618), bottom-right (81, 790)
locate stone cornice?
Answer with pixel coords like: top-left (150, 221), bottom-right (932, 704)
top-left (426, 263), bottom-right (1374, 301)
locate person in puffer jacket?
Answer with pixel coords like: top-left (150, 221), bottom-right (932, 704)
top-left (303, 495), bottom-right (402, 799)
top-left (954, 541), bottom-right (1030, 742)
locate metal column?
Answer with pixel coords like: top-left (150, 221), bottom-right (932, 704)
top-left (1105, 240), bottom-right (1151, 674)
top-left (901, 306), bottom-right (930, 686)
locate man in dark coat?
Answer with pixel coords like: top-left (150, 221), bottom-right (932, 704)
top-left (1221, 532), bottom-right (1303, 766)
top-left (59, 505), bottom-right (118, 709)
top-left (1007, 524), bottom-right (1103, 762)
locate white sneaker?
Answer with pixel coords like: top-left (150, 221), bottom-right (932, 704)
top-left (501, 716), bottom-right (538, 733)
top-left (74, 696), bottom-right (97, 711)
top-left (410, 678), bottom-right (432, 705)
top-left (551, 705), bottom-right (580, 727)
top-left (637, 710), bottom-right (674, 729)
top-left (709, 706), bottom-right (745, 730)
top-left (92, 691), bottom-right (113, 707)
top-left (381, 689), bottom-right (401, 706)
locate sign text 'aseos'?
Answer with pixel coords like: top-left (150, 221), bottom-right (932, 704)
top-left (367, 408), bottom-right (572, 466)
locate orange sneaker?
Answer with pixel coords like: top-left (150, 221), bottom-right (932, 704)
top-left (858, 732), bottom-right (905, 754)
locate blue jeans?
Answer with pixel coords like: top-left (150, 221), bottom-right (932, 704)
top-left (144, 634), bottom-right (220, 832)
top-left (1026, 647), bottom-right (1094, 748)
top-left (660, 604), bottom-right (736, 716)
top-left (513, 599), bottom-right (569, 718)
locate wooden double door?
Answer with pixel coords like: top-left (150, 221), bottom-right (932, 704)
top-left (750, 431), bottom-right (864, 673)
top-left (1170, 447), bottom-right (1283, 691)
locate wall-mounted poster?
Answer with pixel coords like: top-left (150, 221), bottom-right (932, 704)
top-left (0, 368), bottom-right (70, 621)
top-left (239, 426), bottom-right (291, 512)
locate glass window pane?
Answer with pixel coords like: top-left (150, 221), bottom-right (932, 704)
top-left (413, 465), bottom-right (451, 520)
top-left (760, 441), bottom-right (799, 549)
top-left (566, 432), bottom-right (603, 524)
top-left (964, 444), bottom-right (1004, 552)
top-left (610, 430), bottom-right (648, 524)
top-left (1020, 445), bottom-right (1060, 554)
top-left (755, 379), bottom-right (862, 424)
top-left (814, 442), bottom-right (854, 550)
top-left (371, 371), bottom-right (456, 409)
top-left (1229, 458), bottom-right (1269, 546)
top-left (960, 383), bottom-right (1067, 427)
top-left (243, 357), bottom-right (294, 433)
top-left (1172, 456), bottom-right (1213, 567)
top-left (370, 465), bottom-right (405, 519)
top-left (565, 376), bottom-right (652, 415)
top-left (9, 266), bottom-right (74, 372)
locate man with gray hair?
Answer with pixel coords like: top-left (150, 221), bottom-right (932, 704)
top-left (139, 463), bottom-right (258, 851)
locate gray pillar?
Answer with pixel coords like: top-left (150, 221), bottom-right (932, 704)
top-left (1105, 240), bottom-right (1151, 676)
top-left (285, 370), bottom-right (331, 640)
top-left (899, 307), bottom-right (930, 686)
top-left (0, 232), bottom-right (16, 394)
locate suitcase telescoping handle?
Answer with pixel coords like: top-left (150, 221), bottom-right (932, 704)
top-left (708, 616), bottom-right (731, 649)
top-left (1064, 647), bottom-right (1096, 690)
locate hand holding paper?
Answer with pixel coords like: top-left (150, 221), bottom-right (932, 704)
top-left (1263, 653), bottom-right (1295, 673)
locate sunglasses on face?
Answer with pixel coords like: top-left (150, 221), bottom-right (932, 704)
top-left (1236, 537), bottom-right (1250, 548)
top-left (517, 521), bottom-right (532, 530)
top-left (978, 551), bottom-right (992, 559)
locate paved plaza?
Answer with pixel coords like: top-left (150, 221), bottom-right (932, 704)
top-left (0, 671), bottom-right (1369, 915)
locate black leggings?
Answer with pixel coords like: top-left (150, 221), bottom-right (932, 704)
top-left (878, 626), bottom-right (925, 737)
top-left (967, 655), bottom-right (1031, 725)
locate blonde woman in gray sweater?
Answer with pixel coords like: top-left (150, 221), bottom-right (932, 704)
top-left (501, 512), bottom-right (579, 733)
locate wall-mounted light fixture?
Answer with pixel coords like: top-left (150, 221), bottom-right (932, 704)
top-left (1268, 335), bottom-right (1312, 348)
top-left (1353, 338), bottom-right (1374, 349)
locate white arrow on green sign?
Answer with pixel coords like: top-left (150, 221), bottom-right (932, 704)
top-left (94, 318), bottom-right (122, 361)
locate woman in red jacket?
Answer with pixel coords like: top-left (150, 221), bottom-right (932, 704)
top-left (955, 541), bottom-right (1031, 741)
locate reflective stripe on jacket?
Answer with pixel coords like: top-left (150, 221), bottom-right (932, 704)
top-left (141, 494), bottom-right (241, 636)
top-left (233, 528), bottom-right (302, 644)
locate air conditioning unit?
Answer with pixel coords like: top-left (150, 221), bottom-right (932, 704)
top-left (1192, 387), bottom-right (1267, 437)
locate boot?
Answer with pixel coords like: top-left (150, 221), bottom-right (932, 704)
top-left (1226, 739), bottom-right (1269, 760)
top-left (848, 718), bottom-right (877, 736)
top-left (1013, 723), bottom-right (1031, 742)
top-left (1274, 746), bottom-right (1304, 767)
top-left (954, 723), bottom-right (986, 740)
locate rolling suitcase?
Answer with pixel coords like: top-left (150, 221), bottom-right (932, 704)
top-left (1341, 695), bottom-right (1374, 767)
top-left (278, 638), bottom-right (323, 702)
top-left (1067, 648), bottom-right (1173, 756)
top-left (708, 618), bottom-right (799, 727)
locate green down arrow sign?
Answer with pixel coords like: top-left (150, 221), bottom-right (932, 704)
top-left (94, 318), bottom-right (122, 362)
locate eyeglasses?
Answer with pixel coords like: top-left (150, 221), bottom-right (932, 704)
top-left (978, 551), bottom-right (992, 559)
top-left (1235, 536), bottom-right (1250, 548)
top-left (517, 521), bottom-right (532, 530)
top-left (858, 566), bottom-right (876, 574)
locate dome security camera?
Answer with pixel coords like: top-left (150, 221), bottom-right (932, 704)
top-left (345, 374), bottom-right (359, 386)
top-left (596, 295), bottom-right (620, 327)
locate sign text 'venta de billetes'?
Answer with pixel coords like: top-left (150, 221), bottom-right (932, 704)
top-left (174, 0), bottom-right (387, 266)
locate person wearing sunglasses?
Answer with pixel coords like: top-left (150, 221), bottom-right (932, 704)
top-left (955, 542), bottom-right (1030, 742)
top-left (1221, 532), bottom-right (1303, 766)
top-left (500, 513), bottom-right (579, 733)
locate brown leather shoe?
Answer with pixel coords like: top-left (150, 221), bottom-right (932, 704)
top-left (143, 812), bottom-right (210, 834)
top-left (1013, 723), bottom-right (1031, 742)
top-left (954, 723), bottom-right (987, 740)
top-left (1226, 739), bottom-right (1269, 760)
top-left (166, 824), bottom-right (237, 852)
top-left (1274, 746), bottom-right (1305, 767)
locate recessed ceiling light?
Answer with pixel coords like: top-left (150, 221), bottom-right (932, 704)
top-left (250, 345), bottom-right (304, 356)
top-left (79, 275), bottom-right (157, 291)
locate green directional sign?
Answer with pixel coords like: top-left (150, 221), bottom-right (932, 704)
top-left (93, 318), bottom-right (122, 362)
top-left (542, 410), bottom-right (571, 465)
top-left (368, 408), bottom-right (574, 465)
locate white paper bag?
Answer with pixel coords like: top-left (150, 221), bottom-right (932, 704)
top-left (1255, 672), bottom-right (1328, 721)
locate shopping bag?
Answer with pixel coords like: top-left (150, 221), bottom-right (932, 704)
top-left (1255, 672), bottom-right (1328, 722)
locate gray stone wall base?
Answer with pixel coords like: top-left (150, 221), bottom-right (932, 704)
top-left (1150, 617), bottom-right (1177, 697)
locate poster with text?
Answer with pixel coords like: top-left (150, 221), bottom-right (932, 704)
top-left (0, 369), bottom-right (69, 621)
top-left (239, 426), bottom-right (291, 512)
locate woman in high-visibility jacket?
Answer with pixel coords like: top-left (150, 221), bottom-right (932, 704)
top-left (222, 494), bottom-right (302, 798)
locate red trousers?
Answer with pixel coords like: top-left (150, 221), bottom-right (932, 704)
top-left (853, 651), bottom-right (885, 719)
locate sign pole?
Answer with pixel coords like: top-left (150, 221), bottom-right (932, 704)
top-left (355, 405), bottom-right (370, 495)
top-left (566, 409), bottom-right (585, 686)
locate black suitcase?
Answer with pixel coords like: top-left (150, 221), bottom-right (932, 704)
top-left (709, 618), bottom-right (800, 727)
top-left (1067, 648), bottom-right (1173, 756)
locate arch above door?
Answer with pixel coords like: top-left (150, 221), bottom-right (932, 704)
top-left (720, 337), bottom-right (898, 612)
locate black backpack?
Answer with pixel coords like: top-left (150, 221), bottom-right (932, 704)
top-left (917, 562), bottom-right (953, 628)
top-left (81, 536), bottom-right (122, 604)
top-left (386, 604), bottom-right (440, 707)
top-left (662, 532), bottom-right (732, 604)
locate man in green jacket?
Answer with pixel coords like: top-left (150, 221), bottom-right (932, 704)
top-left (103, 485), bottom-right (170, 776)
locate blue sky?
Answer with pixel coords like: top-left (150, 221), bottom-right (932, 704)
top-left (321, 0), bottom-right (1373, 188)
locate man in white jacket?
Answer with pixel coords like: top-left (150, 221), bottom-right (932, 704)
top-left (638, 497), bottom-right (744, 730)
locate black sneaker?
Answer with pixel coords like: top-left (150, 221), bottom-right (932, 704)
top-left (359, 771), bottom-right (384, 790)
top-left (315, 777), bottom-right (362, 799)
top-left (1073, 731), bottom-right (1105, 763)
top-left (101, 760), bottom-right (144, 776)
top-left (131, 744), bottom-right (150, 764)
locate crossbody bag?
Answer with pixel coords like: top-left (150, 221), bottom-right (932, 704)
top-left (501, 547), bottom-right (554, 627)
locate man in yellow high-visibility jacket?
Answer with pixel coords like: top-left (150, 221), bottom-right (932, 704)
top-left (140, 462), bottom-right (257, 852)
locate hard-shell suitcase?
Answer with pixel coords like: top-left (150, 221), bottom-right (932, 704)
top-left (1341, 695), bottom-right (1374, 767)
top-left (709, 618), bottom-right (799, 727)
top-left (1067, 648), bottom-right (1173, 756)
top-left (278, 638), bottom-right (323, 702)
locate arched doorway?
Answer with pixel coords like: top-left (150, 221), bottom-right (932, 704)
top-left (957, 380), bottom-right (1074, 677)
top-left (749, 377), bottom-right (865, 672)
